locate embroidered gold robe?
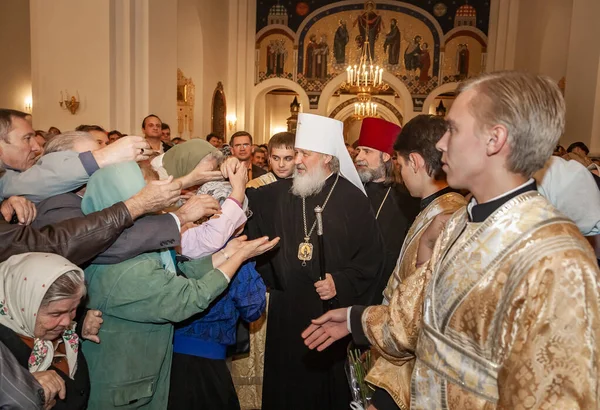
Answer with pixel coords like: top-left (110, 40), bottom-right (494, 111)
top-left (366, 191), bottom-right (466, 410)
top-left (246, 172), bottom-right (278, 189)
top-left (365, 191), bottom-right (600, 409)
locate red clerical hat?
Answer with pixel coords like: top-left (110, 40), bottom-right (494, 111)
top-left (356, 118), bottom-right (401, 155)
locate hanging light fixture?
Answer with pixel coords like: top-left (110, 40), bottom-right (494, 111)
top-left (341, 27), bottom-right (388, 120)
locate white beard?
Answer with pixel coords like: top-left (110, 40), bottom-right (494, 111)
top-left (291, 164), bottom-right (329, 197)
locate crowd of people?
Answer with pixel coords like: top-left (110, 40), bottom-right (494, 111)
top-left (0, 70), bottom-right (598, 410)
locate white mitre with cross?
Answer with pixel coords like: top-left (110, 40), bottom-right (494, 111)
top-left (294, 113), bottom-right (366, 195)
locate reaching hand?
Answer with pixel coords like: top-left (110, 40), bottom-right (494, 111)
top-left (92, 136), bottom-right (150, 167)
top-left (125, 176), bottom-right (182, 219)
top-left (174, 194), bottom-right (221, 225)
top-left (32, 370), bottom-right (66, 409)
top-left (236, 236), bottom-right (280, 261)
top-left (314, 273), bottom-right (337, 300)
top-left (81, 310), bottom-right (103, 344)
top-left (220, 157), bottom-right (241, 179)
top-left (0, 196), bottom-right (37, 225)
top-left (301, 308), bottom-right (350, 351)
top-left (228, 160), bottom-right (248, 189)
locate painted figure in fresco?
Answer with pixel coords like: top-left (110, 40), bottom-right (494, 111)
top-left (457, 43), bottom-right (470, 79)
top-left (419, 42), bottom-right (431, 82)
top-left (383, 18), bottom-right (401, 65)
top-left (404, 35), bottom-right (422, 72)
top-left (305, 34), bottom-right (318, 78)
top-left (315, 34), bottom-right (329, 79)
top-left (353, 0), bottom-right (384, 61)
top-left (334, 20), bottom-right (349, 64)
top-left (267, 39), bottom-right (287, 76)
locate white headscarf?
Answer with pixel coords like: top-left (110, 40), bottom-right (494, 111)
top-left (0, 253), bottom-right (83, 379)
top-left (294, 113), bottom-right (366, 195)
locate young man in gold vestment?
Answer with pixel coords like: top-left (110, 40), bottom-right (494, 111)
top-left (367, 115), bottom-right (466, 410)
top-left (303, 71), bottom-right (600, 409)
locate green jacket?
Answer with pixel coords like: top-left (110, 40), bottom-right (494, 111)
top-left (83, 253), bottom-right (228, 409)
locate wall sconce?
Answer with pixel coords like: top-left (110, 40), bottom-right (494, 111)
top-left (59, 90), bottom-right (80, 115)
top-left (24, 96), bottom-right (32, 113)
top-left (226, 114), bottom-right (237, 131)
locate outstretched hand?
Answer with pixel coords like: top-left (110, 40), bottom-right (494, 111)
top-left (125, 176), bottom-right (182, 219)
top-left (301, 307), bottom-right (350, 351)
top-left (0, 196), bottom-right (36, 225)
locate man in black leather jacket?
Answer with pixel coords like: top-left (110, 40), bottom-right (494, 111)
top-left (0, 177), bottom-right (182, 264)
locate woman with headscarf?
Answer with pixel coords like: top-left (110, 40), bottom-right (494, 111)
top-left (80, 162), bottom-right (278, 410)
top-left (0, 253), bottom-right (89, 410)
top-left (151, 138), bottom-right (225, 188)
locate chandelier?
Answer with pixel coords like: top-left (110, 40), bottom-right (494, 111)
top-left (340, 32), bottom-right (388, 119)
top-left (354, 101), bottom-right (377, 117)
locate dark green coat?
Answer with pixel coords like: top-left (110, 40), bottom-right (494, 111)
top-left (83, 253), bottom-right (228, 409)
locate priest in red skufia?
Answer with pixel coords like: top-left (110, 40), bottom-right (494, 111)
top-left (354, 117), bottom-right (421, 303)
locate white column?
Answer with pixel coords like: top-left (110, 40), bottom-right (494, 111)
top-left (486, 0), bottom-right (519, 71)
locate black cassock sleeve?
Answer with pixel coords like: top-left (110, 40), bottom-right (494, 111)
top-left (329, 191), bottom-right (386, 307)
top-left (245, 185), bottom-right (283, 291)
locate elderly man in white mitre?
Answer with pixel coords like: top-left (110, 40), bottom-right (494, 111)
top-left (246, 113), bottom-right (384, 410)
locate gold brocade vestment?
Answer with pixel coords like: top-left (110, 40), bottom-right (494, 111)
top-left (366, 191), bottom-right (466, 410)
top-left (367, 191), bottom-right (600, 409)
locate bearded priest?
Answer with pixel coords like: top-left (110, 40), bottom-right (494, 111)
top-left (354, 117), bottom-right (421, 303)
top-left (247, 113), bottom-right (384, 410)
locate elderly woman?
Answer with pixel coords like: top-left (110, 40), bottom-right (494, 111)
top-left (151, 138), bottom-right (225, 186)
top-left (0, 253), bottom-right (89, 410)
top-left (80, 162), bottom-right (278, 410)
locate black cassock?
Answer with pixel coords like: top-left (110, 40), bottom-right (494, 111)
top-left (247, 175), bottom-right (384, 410)
top-left (364, 182), bottom-right (421, 304)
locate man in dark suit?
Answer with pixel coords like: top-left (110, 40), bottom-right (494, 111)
top-left (230, 131), bottom-right (267, 180)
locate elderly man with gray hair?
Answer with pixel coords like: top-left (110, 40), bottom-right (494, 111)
top-left (34, 131), bottom-right (222, 265)
top-left (0, 109), bottom-right (151, 204)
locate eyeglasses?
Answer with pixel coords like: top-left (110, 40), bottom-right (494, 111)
top-left (233, 143), bottom-right (250, 149)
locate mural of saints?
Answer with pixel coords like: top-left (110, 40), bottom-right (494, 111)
top-left (457, 43), bottom-right (470, 79)
top-left (353, 0), bottom-right (383, 61)
top-left (383, 18), bottom-right (401, 65)
top-left (334, 20), bottom-right (349, 64)
top-left (419, 42), bottom-right (431, 82)
top-left (404, 35), bottom-right (422, 72)
top-left (267, 39), bottom-right (287, 76)
top-left (305, 35), bottom-right (318, 78)
top-left (305, 34), bottom-right (329, 79)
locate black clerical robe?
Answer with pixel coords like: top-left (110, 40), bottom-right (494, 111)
top-left (247, 174), bottom-right (384, 410)
top-left (364, 182), bottom-right (420, 304)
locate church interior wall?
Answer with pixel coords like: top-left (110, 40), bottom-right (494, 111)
top-left (30, 0), bottom-right (113, 131)
top-left (5, 0), bottom-right (600, 150)
top-left (513, 0), bottom-right (572, 82)
top-left (0, 0), bottom-right (31, 114)
top-left (196, 0), bottom-right (230, 138)
top-left (148, 0), bottom-right (178, 135)
top-left (177, 0), bottom-right (204, 139)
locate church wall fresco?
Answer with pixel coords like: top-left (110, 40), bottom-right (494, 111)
top-left (257, 32), bottom-right (296, 82)
top-left (255, 0), bottom-right (490, 112)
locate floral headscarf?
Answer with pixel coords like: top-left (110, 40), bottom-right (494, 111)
top-left (0, 253), bottom-right (83, 378)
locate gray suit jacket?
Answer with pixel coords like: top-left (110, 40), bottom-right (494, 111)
top-left (0, 341), bottom-right (43, 409)
top-left (34, 193), bottom-right (180, 264)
